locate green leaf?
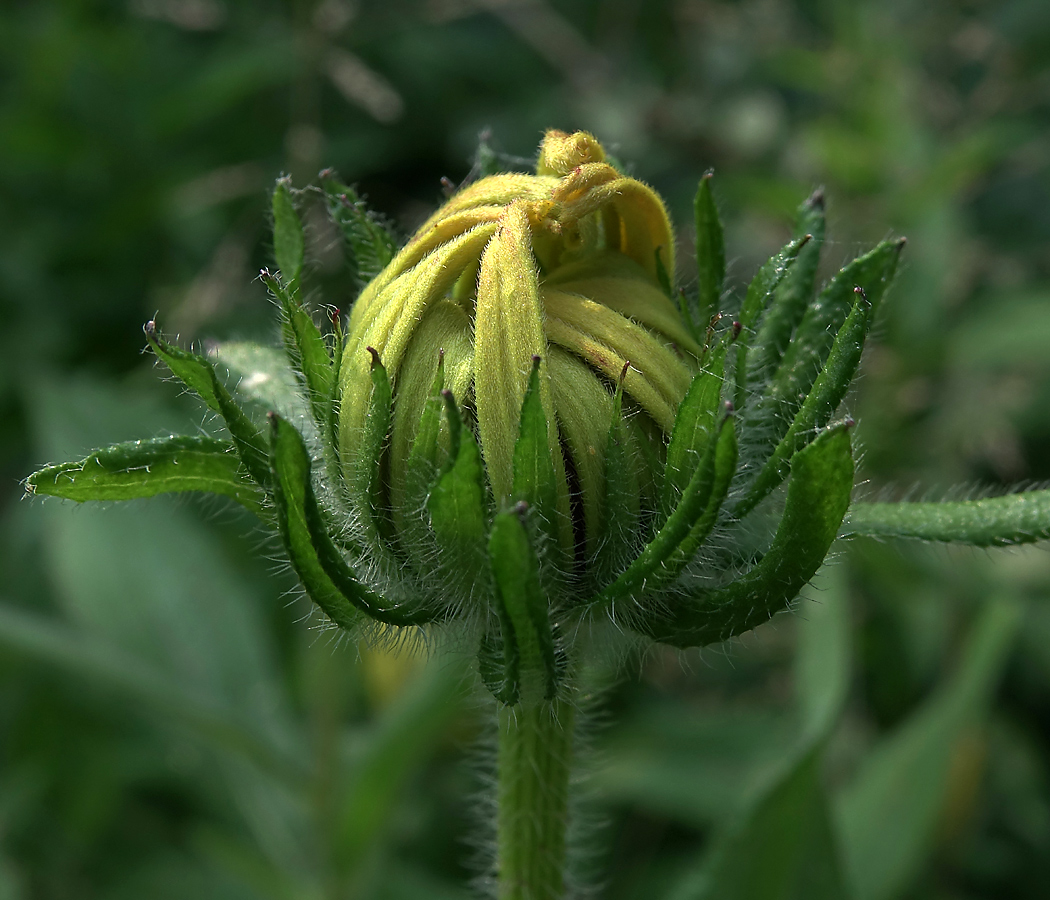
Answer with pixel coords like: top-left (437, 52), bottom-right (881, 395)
top-left (489, 507), bottom-right (560, 702)
top-left (695, 172), bottom-right (725, 330)
top-left (666, 746), bottom-right (851, 900)
top-left (144, 321), bottom-right (270, 487)
top-left (641, 421), bottom-right (853, 648)
top-left (795, 565), bottom-right (852, 740)
top-left (844, 490), bottom-right (1050, 546)
top-left (321, 173), bottom-right (398, 292)
top-left (427, 391), bottom-right (489, 592)
top-left (0, 604), bottom-right (300, 785)
top-left (748, 189), bottom-right (827, 388)
top-left (271, 176), bottom-right (304, 286)
top-left (835, 598), bottom-right (1021, 900)
top-left (663, 333), bottom-right (730, 513)
top-left (25, 435), bottom-right (265, 516)
top-left (733, 234), bottom-right (811, 409)
top-left (269, 413), bottom-right (431, 628)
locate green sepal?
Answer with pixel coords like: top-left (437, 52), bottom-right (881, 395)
top-left (320, 172), bottom-right (397, 294)
top-left (736, 282), bottom-right (873, 517)
top-left (403, 356), bottom-right (446, 522)
top-left (427, 390), bottom-right (489, 590)
top-left (349, 348), bottom-right (393, 542)
top-left (662, 415), bottom-right (738, 576)
top-left (592, 407), bottom-right (731, 608)
top-left (733, 234), bottom-right (811, 408)
top-left (26, 435), bottom-right (266, 517)
top-left (489, 506), bottom-right (560, 703)
top-left (747, 239), bottom-right (903, 463)
top-left (695, 171), bottom-right (725, 331)
top-left (144, 321), bottom-right (270, 487)
top-left (592, 368), bottom-right (641, 587)
top-left (272, 176), bottom-right (305, 288)
top-left (748, 189), bottom-right (826, 387)
top-left (479, 621), bottom-right (519, 706)
top-left (511, 356), bottom-right (563, 568)
top-left (844, 490), bottom-right (1050, 547)
top-left (663, 326), bottom-right (733, 513)
top-left (260, 271), bottom-right (337, 440)
top-left (640, 421), bottom-right (853, 649)
top-left (269, 413), bottom-right (433, 628)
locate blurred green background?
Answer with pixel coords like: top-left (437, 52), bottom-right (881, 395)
top-left (3, 1), bottom-right (1050, 898)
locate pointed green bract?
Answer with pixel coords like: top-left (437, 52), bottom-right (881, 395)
top-left (427, 393), bottom-right (489, 596)
top-left (844, 491), bottom-right (1050, 547)
top-left (736, 284), bottom-right (873, 517)
top-left (593, 371), bottom-right (641, 587)
top-left (748, 189), bottom-right (827, 388)
top-left (511, 357), bottom-right (565, 574)
top-left (321, 173), bottom-right (398, 293)
top-left (272, 176), bottom-right (305, 287)
top-left (642, 422), bottom-right (853, 648)
top-left (593, 410), bottom-right (731, 608)
top-left (733, 234), bottom-right (810, 409)
top-left (663, 333), bottom-right (731, 513)
top-left (349, 348), bottom-right (394, 542)
top-left (261, 271), bottom-right (335, 431)
top-left (489, 507), bottom-right (560, 702)
top-left (269, 413), bottom-right (433, 628)
top-left (695, 172), bottom-right (725, 330)
top-left (144, 321), bottom-right (270, 487)
top-left (663, 417), bottom-right (737, 576)
top-left (747, 240), bottom-right (903, 462)
top-left (26, 435), bottom-right (265, 516)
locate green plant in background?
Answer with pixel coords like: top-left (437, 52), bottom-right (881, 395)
top-left (24, 129), bottom-right (1050, 900)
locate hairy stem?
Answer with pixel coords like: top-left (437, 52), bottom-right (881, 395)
top-left (497, 694), bottom-right (575, 900)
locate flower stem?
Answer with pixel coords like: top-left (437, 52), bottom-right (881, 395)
top-left (497, 694), bottom-right (575, 900)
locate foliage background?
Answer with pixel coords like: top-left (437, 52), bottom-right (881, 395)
top-left (2, 0), bottom-right (1050, 897)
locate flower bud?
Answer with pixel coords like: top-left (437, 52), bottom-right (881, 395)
top-left (338, 131), bottom-right (698, 577)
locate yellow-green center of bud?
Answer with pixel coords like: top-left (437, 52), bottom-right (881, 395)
top-left (338, 130), bottom-right (699, 563)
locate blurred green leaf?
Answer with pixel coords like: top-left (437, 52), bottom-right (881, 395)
top-left (836, 598), bottom-right (1021, 900)
top-left (666, 746), bottom-right (851, 900)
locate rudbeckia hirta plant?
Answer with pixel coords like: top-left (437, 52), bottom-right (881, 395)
top-left (28, 130), bottom-right (1050, 900)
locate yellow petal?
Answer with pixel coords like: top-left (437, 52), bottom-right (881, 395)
top-left (474, 202), bottom-right (571, 549)
top-left (537, 130), bottom-right (606, 176)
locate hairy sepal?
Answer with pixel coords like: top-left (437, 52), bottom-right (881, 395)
top-left (694, 172), bottom-right (725, 331)
top-left (321, 173), bottom-right (398, 294)
top-left (269, 413), bottom-right (433, 629)
top-left (641, 422), bottom-right (853, 648)
top-left (488, 506), bottom-right (561, 704)
top-left (747, 189), bottom-right (826, 387)
top-left (144, 321), bottom-right (270, 487)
